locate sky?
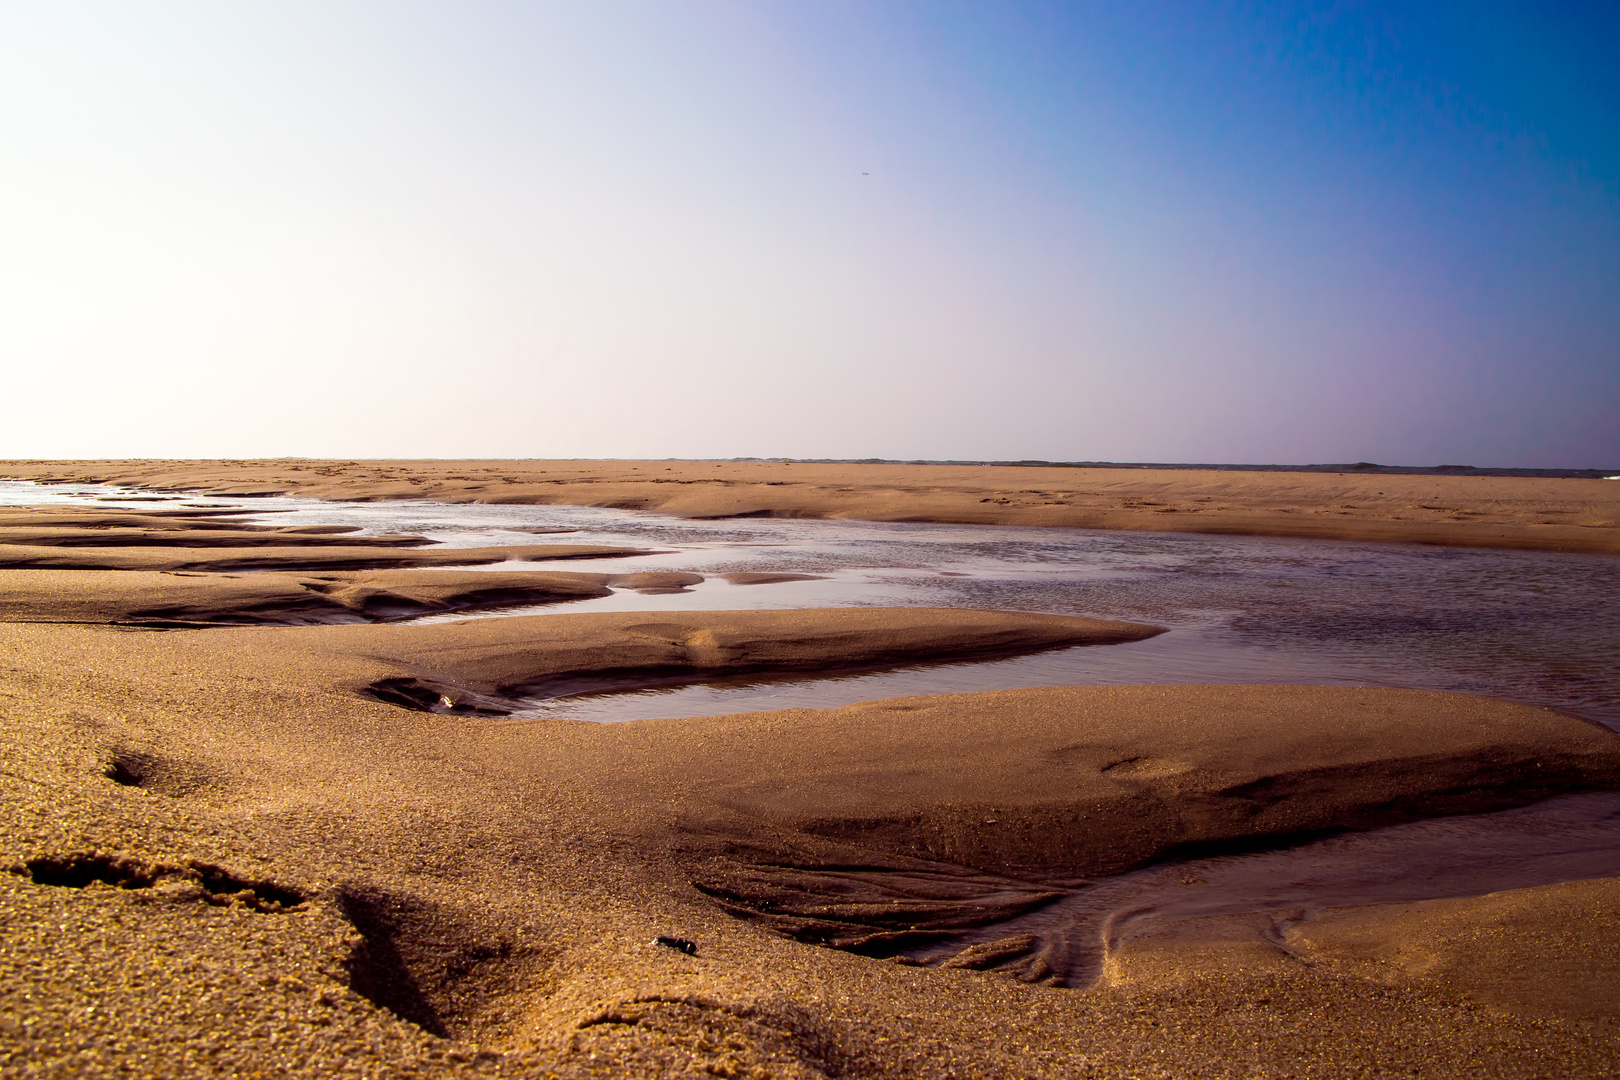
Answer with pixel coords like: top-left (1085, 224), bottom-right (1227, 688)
top-left (1, 1), bottom-right (1616, 467)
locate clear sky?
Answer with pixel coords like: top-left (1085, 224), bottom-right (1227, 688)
top-left (2, 1), bottom-right (1616, 466)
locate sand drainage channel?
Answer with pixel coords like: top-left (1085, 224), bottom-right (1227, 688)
top-left (6, 479), bottom-right (1614, 730)
top-left (903, 791), bottom-right (1620, 985)
top-left (6, 479), bottom-right (1620, 964)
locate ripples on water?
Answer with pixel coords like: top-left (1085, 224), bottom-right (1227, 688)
top-left (6, 479), bottom-right (1619, 958)
top-left (3, 480), bottom-right (1616, 728)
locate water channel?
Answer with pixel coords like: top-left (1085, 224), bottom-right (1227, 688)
top-left (6, 477), bottom-right (1618, 981)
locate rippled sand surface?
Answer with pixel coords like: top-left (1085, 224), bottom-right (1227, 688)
top-left (7, 481), bottom-right (1610, 727)
top-left (4, 476), bottom-right (1620, 1077)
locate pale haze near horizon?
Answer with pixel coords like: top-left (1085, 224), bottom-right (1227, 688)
top-left (2, 1), bottom-right (1616, 468)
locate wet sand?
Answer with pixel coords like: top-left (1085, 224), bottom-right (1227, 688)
top-left (5, 457), bottom-right (1618, 553)
top-left (0, 568), bottom-right (621, 625)
top-left (4, 482), bottom-right (1620, 1077)
top-left (0, 542), bottom-right (650, 573)
top-left (291, 608), bottom-right (1165, 714)
top-left (5, 618), bottom-right (1620, 1077)
top-left (0, 505), bottom-right (650, 573)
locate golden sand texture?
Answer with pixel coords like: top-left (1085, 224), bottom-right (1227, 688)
top-left (0, 527), bottom-right (433, 549)
top-left (1107, 876), bottom-right (1620, 1037)
top-left (6, 457), bottom-right (1619, 553)
top-left (721, 572), bottom-right (827, 585)
top-left (4, 615), bottom-right (1620, 1077)
top-left (187, 607), bottom-right (1165, 714)
top-left (1291, 877), bottom-right (1620, 1032)
top-left (5, 487), bottom-right (1620, 1076)
top-left (604, 685), bottom-right (1620, 878)
top-left (0, 505), bottom-right (425, 547)
top-left (0, 542), bottom-right (647, 573)
top-left (0, 506), bottom-right (652, 574)
top-left (0, 568), bottom-right (620, 625)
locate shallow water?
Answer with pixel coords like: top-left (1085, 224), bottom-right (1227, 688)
top-left (6, 478), bottom-right (1620, 966)
top-left (917, 791), bottom-right (1620, 986)
top-left (3, 479), bottom-right (1616, 728)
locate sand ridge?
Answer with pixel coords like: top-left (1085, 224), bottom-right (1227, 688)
top-left (0, 505), bottom-right (653, 573)
top-left (5, 479), bottom-right (1620, 1077)
top-left (6, 458), bottom-right (1619, 553)
top-left (231, 607), bottom-right (1166, 713)
top-left (0, 542), bottom-right (650, 573)
top-left (5, 617), bottom-right (1620, 1076)
top-left (0, 527), bottom-right (432, 549)
top-left (0, 568), bottom-right (618, 625)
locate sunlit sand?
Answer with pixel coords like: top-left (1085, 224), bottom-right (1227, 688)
top-left (3, 462), bottom-right (1620, 1077)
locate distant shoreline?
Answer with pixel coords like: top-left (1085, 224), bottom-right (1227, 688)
top-left (4, 464), bottom-right (1620, 1073)
top-left (212, 456), bottom-right (1619, 480)
top-left (4, 458), bottom-right (1618, 555)
top-left (717, 458), bottom-right (1620, 480)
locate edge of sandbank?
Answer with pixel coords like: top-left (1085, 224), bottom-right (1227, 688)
top-left (5, 459), bottom-right (1617, 555)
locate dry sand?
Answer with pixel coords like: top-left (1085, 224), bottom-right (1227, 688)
top-left (4, 478), bottom-right (1620, 1078)
top-left (6, 457), bottom-right (1619, 553)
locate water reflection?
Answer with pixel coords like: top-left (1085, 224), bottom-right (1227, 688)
top-left (6, 479), bottom-right (1619, 955)
top-left (3, 479), bottom-right (1616, 728)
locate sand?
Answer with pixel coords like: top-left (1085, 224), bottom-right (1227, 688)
top-left (0, 527), bottom-right (433, 549)
top-left (0, 507), bottom-right (303, 527)
top-left (6, 457), bottom-right (1619, 553)
top-left (4, 475), bottom-right (1620, 1078)
top-left (0, 506), bottom-right (419, 547)
top-left (0, 505), bottom-right (648, 573)
top-left (5, 618), bottom-right (1620, 1077)
top-left (0, 542), bottom-right (649, 573)
top-left (0, 569), bottom-right (617, 625)
top-left (1289, 877), bottom-right (1620, 1032)
top-left (0, 570), bottom-right (754, 626)
top-left (275, 607), bottom-right (1164, 714)
top-left (721, 572), bottom-right (827, 585)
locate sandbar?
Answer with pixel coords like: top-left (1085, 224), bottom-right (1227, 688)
top-left (0, 568), bottom-right (615, 625)
top-left (6, 458), bottom-right (1618, 554)
top-left (250, 607), bottom-right (1165, 712)
top-left (4, 618), bottom-right (1619, 1076)
top-left (0, 542), bottom-right (649, 573)
top-left (4, 473), bottom-right (1620, 1077)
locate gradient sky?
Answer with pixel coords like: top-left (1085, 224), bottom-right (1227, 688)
top-left (2, 1), bottom-right (1616, 466)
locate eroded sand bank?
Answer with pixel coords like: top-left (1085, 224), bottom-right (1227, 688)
top-left (4, 485), bottom-right (1620, 1077)
top-left (0, 505), bottom-right (651, 574)
top-left (0, 542), bottom-right (650, 573)
top-left (5, 609), bottom-right (1620, 1076)
top-left (0, 568), bottom-right (620, 625)
top-left (305, 608), bottom-right (1162, 714)
top-left (6, 458), bottom-right (1619, 553)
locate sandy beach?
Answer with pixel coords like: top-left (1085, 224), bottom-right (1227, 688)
top-left (4, 458), bottom-right (1618, 554)
top-left (9, 0), bottom-right (1619, 1070)
top-left (3, 467), bottom-right (1619, 1077)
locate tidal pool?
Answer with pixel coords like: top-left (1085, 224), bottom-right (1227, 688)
top-left (4, 478), bottom-right (1616, 728)
top-left (6, 477), bottom-right (1619, 967)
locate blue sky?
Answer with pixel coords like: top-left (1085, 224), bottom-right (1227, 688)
top-left (2, 1), bottom-right (1615, 465)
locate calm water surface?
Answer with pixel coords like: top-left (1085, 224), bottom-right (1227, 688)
top-left (7, 478), bottom-right (1620, 966)
top-left (4, 479), bottom-right (1616, 728)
